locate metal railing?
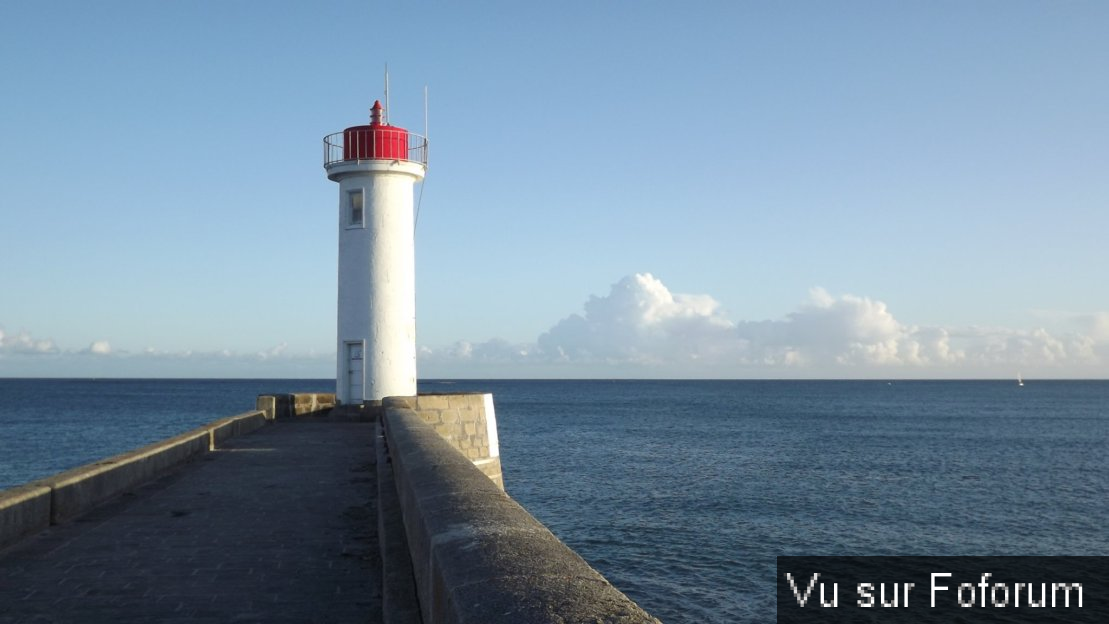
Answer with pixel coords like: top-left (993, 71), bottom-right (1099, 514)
top-left (323, 129), bottom-right (428, 167)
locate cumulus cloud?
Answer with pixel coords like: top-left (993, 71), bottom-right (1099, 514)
top-left (1073, 312), bottom-right (1109, 358)
top-left (6, 274), bottom-right (1109, 378)
top-left (87, 340), bottom-right (112, 355)
top-left (0, 327), bottom-right (57, 355)
top-left (420, 273), bottom-right (1109, 378)
top-left (537, 273), bottom-right (740, 365)
top-left (734, 288), bottom-right (968, 368)
top-left (950, 325), bottom-right (1101, 370)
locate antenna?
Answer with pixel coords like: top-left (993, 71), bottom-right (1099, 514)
top-left (415, 85), bottom-right (429, 232)
top-left (384, 64), bottom-right (390, 125)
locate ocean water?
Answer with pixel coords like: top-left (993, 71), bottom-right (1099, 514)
top-left (0, 379), bottom-right (333, 489)
top-left (2, 378), bottom-right (1107, 622)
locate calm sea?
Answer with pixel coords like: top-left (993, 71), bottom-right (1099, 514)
top-left (2, 378), bottom-right (1107, 622)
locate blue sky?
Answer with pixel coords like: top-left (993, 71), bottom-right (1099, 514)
top-left (1, 1), bottom-right (1107, 379)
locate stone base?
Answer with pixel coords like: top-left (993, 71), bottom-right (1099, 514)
top-left (382, 394), bottom-right (502, 488)
top-left (256, 394), bottom-right (339, 420)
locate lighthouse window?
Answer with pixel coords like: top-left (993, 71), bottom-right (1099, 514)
top-left (349, 190), bottom-right (364, 226)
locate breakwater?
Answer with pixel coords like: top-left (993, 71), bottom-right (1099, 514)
top-left (0, 391), bottom-right (660, 623)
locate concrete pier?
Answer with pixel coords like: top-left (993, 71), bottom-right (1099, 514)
top-left (0, 421), bottom-right (380, 623)
top-left (0, 394), bottom-right (660, 624)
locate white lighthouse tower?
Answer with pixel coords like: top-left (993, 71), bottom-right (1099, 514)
top-left (324, 100), bottom-right (427, 406)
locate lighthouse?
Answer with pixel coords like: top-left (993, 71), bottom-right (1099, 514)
top-left (324, 100), bottom-right (427, 405)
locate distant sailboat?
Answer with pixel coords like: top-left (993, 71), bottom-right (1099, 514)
top-left (1018, 372), bottom-right (1024, 387)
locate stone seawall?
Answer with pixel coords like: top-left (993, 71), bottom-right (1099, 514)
top-left (382, 398), bottom-right (660, 624)
top-left (256, 393), bottom-right (337, 420)
top-left (382, 393), bottom-right (502, 488)
top-left (0, 410), bottom-right (267, 550)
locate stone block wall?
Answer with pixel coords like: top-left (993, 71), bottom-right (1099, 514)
top-left (291, 393), bottom-right (335, 416)
top-left (381, 407), bottom-right (660, 624)
top-left (256, 393), bottom-right (336, 420)
top-left (382, 393), bottom-right (502, 488)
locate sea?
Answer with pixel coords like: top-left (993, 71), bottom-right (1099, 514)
top-left (1, 378), bottom-right (1107, 622)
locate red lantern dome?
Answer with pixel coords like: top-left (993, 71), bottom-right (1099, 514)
top-left (342, 100), bottom-right (410, 161)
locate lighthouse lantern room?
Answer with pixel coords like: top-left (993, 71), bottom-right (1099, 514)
top-left (324, 100), bottom-right (428, 405)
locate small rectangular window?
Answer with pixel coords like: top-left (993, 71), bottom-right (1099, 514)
top-left (349, 190), bottom-right (364, 226)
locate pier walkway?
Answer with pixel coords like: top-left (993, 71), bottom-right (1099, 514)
top-left (0, 421), bottom-right (381, 623)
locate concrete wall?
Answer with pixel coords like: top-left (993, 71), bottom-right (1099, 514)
top-left (382, 405), bottom-right (660, 624)
top-left (383, 394), bottom-right (502, 488)
top-left (208, 411), bottom-right (269, 447)
top-left (42, 429), bottom-right (211, 524)
top-left (0, 485), bottom-right (51, 550)
top-left (0, 410), bottom-right (269, 549)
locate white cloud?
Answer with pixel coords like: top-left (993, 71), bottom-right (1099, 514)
top-left (949, 325), bottom-right (1102, 369)
top-left (1076, 312), bottom-right (1109, 348)
top-left (537, 273), bottom-right (741, 365)
top-left (421, 273), bottom-right (1109, 378)
top-left (733, 288), bottom-right (969, 369)
top-left (87, 340), bottom-right (112, 355)
top-left (0, 327), bottom-right (57, 355)
top-left (256, 342), bottom-right (288, 360)
top-left (6, 275), bottom-right (1109, 379)
top-left (0, 325), bottom-right (329, 378)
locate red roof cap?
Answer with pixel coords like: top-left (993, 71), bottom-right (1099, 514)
top-left (370, 100), bottom-right (384, 126)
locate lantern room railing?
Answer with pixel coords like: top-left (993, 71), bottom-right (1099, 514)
top-left (323, 130), bottom-right (428, 167)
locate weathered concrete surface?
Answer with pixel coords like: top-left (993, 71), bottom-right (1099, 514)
top-left (0, 421), bottom-right (381, 624)
top-left (383, 394), bottom-right (503, 488)
top-left (14, 410), bottom-right (267, 527)
top-left (0, 485), bottom-right (51, 550)
top-left (384, 408), bottom-right (661, 624)
top-left (288, 392), bottom-right (336, 417)
top-left (255, 395), bottom-right (277, 420)
top-left (38, 429), bottom-right (211, 525)
top-left (208, 410), bottom-right (268, 447)
top-left (374, 423), bottom-right (422, 624)
top-left (258, 393), bottom-right (337, 420)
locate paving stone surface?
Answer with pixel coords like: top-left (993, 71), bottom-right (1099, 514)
top-left (0, 421), bottom-right (381, 623)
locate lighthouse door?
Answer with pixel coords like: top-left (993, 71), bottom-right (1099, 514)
top-left (346, 342), bottom-right (364, 404)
